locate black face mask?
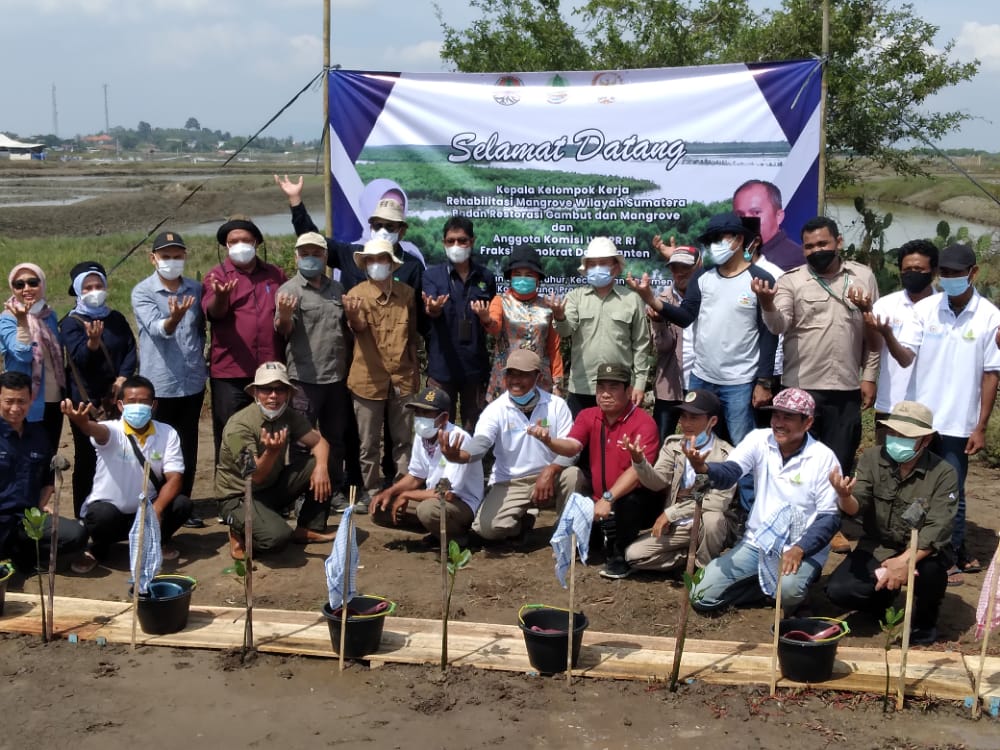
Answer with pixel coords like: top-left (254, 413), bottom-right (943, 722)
top-left (900, 270), bottom-right (933, 295)
top-left (806, 250), bottom-right (837, 273)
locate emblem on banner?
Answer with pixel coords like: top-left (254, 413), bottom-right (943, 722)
top-left (592, 71), bottom-right (623, 104)
top-left (546, 74), bottom-right (569, 104)
top-left (493, 75), bottom-right (524, 106)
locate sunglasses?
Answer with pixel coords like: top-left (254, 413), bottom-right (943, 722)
top-left (256, 385), bottom-right (287, 394)
top-left (371, 222), bottom-right (401, 232)
top-left (12, 278), bottom-right (41, 290)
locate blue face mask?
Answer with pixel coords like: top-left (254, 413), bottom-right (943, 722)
top-left (509, 388), bottom-right (537, 406)
top-left (297, 255), bottom-right (326, 279)
top-left (122, 403), bottom-right (153, 430)
top-left (885, 434), bottom-right (919, 463)
top-left (938, 275), bottom-right (971, 297)
top-left (510, 276), bottom-right (537, 295)
top-left (693, 429), bottom-right (711, 449)
top-left (586, 267), bottom-right (613, 288)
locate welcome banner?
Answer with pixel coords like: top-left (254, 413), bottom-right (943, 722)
top-left (328, 60), bottom-right (821, 289)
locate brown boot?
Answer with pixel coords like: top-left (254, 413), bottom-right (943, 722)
top-left (292, 527), bottom-right (336, 544)
top-left (830, 530), bottom-right (851, 554)
top-left (229, 531), bottom-right (246, 560)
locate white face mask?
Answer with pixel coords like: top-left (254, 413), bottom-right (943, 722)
top-left (81, 290), bottom-right (107, 308)
top-left (371, 227), bottom-right (399, 245)
top-left (445, 245), bottom-right (471, 264)
top-left (257, 401), bottom-right (287, 421)
top-left (414, 416), bottom-right (440, 439)
top-left (228, 242), bottom-right (256, 265)
top-left (367, 262), bottom-right (392, 282)
top-left (707, 239), bottom-right (735, 267)
top-left (157, 259), bottom-right (185, 281)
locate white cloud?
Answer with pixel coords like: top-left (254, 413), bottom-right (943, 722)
top-left (390, 40), bottom-right (443, 67)
top-left (957, 22), bottom-right (1000, 71)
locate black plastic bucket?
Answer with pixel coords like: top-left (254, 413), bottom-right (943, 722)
top-left (322, 594), bottom-right (396, 658)
top-left (518, 604), bottom-right (589, 674)
top-left (131, 575), bottom-right (197, 635)
top-left (0, 563), bottom-right (13, 617)
top-left (775, 617), bottom-right (849, 683)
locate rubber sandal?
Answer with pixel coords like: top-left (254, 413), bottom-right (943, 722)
top-left (947, 566), bottom-right (964, 587)
top-left (960, 558), bottom-right (983, 574)
top-left (71, 552), bottom-right (98, 575)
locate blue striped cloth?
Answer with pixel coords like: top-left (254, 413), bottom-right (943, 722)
top-left (326, 506), bottom-right (359, 610)
top-left (128, 497), bottom-right (162, 595)
top-left (756, 504), bottom-right (806, 597)
top-left (550, 492), bottom-right (593, 588)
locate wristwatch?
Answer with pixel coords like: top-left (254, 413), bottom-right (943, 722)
top-left (601, 490), bottom-right (614, 504)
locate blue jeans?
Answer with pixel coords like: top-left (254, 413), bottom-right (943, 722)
top-left (690, 538), bottom-right (823, 615)
top-left (934, 434), bottom-right (969, 556)
top-left (687, 375), bottom-right (756, 511)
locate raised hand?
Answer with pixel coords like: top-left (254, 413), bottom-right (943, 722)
top-left (619, 433), bottom-right (647, 464)
top-left (526, 419), bottom-right (551, 445)
top-left (863, 311), bottom-right (893, 338)
top-left (680, 436), bottom-right (709, 474)
top-left (60, 399), bottom-right (92, 425)
top-left (624, 272), bottom-right (655, 304)
top-left (439, 429), bottom-right (465, 462)
top-left (847, 285), bottom-right (873, 313)
top-left (274, 174), bottom-right (304, 203)
top-left (276, 293), bottom-right (298, 319)
top-left (828, 468), bottom-right (856, 498)
top-left (422, 292), bottom-right (450, 317)
top-left (343, 295), bottom-right (365, 325)
top-left (212, 278), bottom-right (238, 298)
top-left (4, 299), bottom-right (28, 321)
top-left (750, 276), bottom-right (777, 308)
top-left (84, 320), bottom-right (104, 348)
top-left (652, 234), bottom-right (678, 262)
top-left (470, 299), bottom-right (491, 325)
top-left (168, 294), bottom-right (196, 322)
top-left (543, 293), bottom-right (566, 321)
top-left (260, 427), bottom-right (288, 455)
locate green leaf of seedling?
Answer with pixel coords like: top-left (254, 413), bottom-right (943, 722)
top-left (22, 507), bottom-right (47, 541)
top-left (448, 539), bottom-right (460, 562)
top-left (456, 549), bottom-right (471, 569)
top-left (447, 562), bottom-right (456, 576)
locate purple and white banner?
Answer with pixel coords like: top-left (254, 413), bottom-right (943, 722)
top-left (328, 60), bottom-right (820, 286)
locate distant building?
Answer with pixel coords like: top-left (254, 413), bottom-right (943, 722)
top-left (0, 133), bottom-right (45, 160)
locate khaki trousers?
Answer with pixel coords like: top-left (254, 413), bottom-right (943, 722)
top-left (473, 466), bottom-right (583, 541)
top-left (625, 508), bottom-right (731, 572)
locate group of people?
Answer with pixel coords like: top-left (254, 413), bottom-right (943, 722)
top-left (0, 173), bottom-right (996, 646)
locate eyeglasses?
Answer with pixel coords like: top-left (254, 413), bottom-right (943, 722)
top-left (371, 222), bottom-right (401, 232)
top-left (12, 278), bottom-right (41, 290)
top-left (256, 385), bottom-right (286, 394)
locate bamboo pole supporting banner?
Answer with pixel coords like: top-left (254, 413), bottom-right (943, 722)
top-left (817, 0), bottom-right (830, 210)
top-left (322, 0), bottom-right (332, 235)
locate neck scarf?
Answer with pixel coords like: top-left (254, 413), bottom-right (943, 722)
top-left (7, 263), bottom-right (65, 399)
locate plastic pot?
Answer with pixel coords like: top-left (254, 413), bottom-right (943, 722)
top-left (322, 594), bottom-right (396, 658)
top-left (0, 563), bottom-right (13, 617)
top-left (130, 574), bottom-right (197, 635)
top-left (775, 616), bottom-right (850, 683)
top-left (518, 604), bottom-right (589, 674)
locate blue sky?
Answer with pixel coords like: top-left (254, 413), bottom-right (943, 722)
top-left (1, 0), bottom-right (996, 150)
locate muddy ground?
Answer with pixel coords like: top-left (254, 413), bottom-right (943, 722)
top-left (2, 163), bottom-right (999, 747)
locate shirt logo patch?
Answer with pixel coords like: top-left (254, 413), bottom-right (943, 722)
top-left (737, 292), bottom-right (755, 307)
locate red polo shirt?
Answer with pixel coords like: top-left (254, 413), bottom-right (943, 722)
top-left (567, 405), bottom-right (659, 498)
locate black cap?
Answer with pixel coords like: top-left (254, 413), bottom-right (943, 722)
top-left (595, 362), bottom-right (631, 385)
top-left (505, 246), bottom-right (544, 279)
top-left (152, 231), bottom-right (187, 253)
top-left (939, 243), bottom-right (976, 271)
top-left (67, 261), bottom-right (106, 296)
top-left (674, 389), bottom-right (720, 416)
top-left (405, 386), bottom-right (452, 414)
top-left (216, 216), bottom-right (264, 246)
top-left (696, 211), bottom-right (753, 245)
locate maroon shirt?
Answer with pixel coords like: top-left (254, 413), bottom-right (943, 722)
top-left (202, 258), bottom-right (287, 379)
top-left (568, 405), bottom-right (659, 498)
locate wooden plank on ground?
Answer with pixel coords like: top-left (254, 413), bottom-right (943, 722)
top-left (0, 593), bottom-right (972, 699)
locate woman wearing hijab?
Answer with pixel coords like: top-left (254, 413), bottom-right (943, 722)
top-left (481, 246), bottom-right (563, 400)
top-left (60, 262), bottom-right (138, 518)
top-left (0, 262), bottom-right (66, 453)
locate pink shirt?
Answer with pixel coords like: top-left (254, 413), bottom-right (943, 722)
top-left (202, 258), bottom-right (287, 379)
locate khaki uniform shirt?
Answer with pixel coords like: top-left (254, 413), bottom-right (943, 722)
top-left (553, 283), bottom-right (652, 395)
top-left (345, 280), bottom-right (419, 400)
top-left (762, 260), bottom-right (880, 390)
top-left (634, 435), bottom-right (737, 522)
top-left (215, 403), bottom-right (314, 499)
top-left (850, 446), bottom-right (958, 562)
top-left (275, 272), bottom-right (348, 385)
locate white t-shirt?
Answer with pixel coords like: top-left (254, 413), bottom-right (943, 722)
top-left (726, 428), bottom-right (840, 564)
top-left (871, 290), bottom-right (920, 413)
top-left (408, 423), bottom-right (484, 513)
top-left (898, 290), bottom-right (1000, 437)
top-left (474, 390), bottom-right (575, 484)
top-left (691, 268), bottom-right (765, 385)
top-left (81, 420), bottom-right (184, 517)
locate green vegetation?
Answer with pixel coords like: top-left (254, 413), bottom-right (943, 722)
top-left (22, 507), bottom-right (50, 642)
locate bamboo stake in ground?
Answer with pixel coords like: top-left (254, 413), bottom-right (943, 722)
top-left (130, 459), bottom-right (153, 652)
top-left (973, 533), bottom-right (1000, 718)
top-left (668, 482), bottom-right (704, 692)
top-left (339, 485), bottom-right (356, 673)
top-left (243, 465), bottom-right (254, 657)
top-left (770, 572), bottom-right (784, 696)
top-left (46, 455), bottom-right (70, 642)
top-left (438, 479), bottom-right (450, 671)
top-left (566, 531), bottom-right (576, 687)
top-left (896, 527), bottom-right (920, 710)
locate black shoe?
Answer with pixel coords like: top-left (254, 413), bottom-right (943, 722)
top-left (909, 626), bottom-right (938, 646)
top-left (182, 515), bottom-right (206, 529)
top-left (513, 513), bottom-right (536, 545)
top-left (599, 556), bottom-right (632, 580)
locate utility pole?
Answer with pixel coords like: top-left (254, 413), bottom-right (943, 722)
top-left (103, 84), bottom-right (110, 134)
top-left (51, 84), bottom-right (58, 137)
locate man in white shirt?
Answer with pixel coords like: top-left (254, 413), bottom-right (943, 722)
top-left (684, 388), bottom-right (841, 614)
top-left (869, 243), bottom-right (1000, 576)
top-left (371, 386), bottom-right (484, 545)
top-left (440, 348), bottom-right (582, 543)
top-left (62, 375), bottom-right (192, 574)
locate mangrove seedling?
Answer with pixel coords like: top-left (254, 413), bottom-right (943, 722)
top-left (880, 605), bottom-right (906, 712)
top-left (222, 559), bottom-right (253, 660)
top-left (22, 507), bottom-right (50, 642)
top-left (442, 539), bottom-right (471, 670)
